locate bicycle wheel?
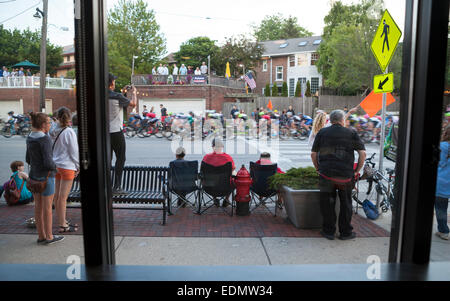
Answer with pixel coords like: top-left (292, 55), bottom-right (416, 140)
top-left (2, 126), bottom-right (12, 138)
top-left (20, 127), bottom-right (30, 137)
top-left (125, 127), bottom-right (136, 138)
top-left (154, 127), bottom-right (163, 138)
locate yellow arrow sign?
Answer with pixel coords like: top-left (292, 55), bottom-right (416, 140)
top-left (371, 10), bottom-right (402, 73)
top-left (373, 73), bottom-right (394, 93)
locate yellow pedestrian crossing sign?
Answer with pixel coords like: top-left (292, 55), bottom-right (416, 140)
top-left (373, 72), bottom-right (394, 93)
top-left (371, 10), bottom-right (402, 73)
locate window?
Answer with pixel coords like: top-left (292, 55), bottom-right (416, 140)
top-left (297, 53), bottom-right (308, 66)
top-left (313, 39), bottom-right (322, 45)
top-left (289, 55), bottom-right (295, 67)
top-left (298, 41), bottom-right (308, 47)
top-left (311, 77), bottom-right (319, 94)
top-left (262, 87), bottom-right (265, 95)
top-left (279, 43), bottom-right (288, 48)
top-left (311, 53), bottom-right (319, 65)
top-left (276, 66), bottom-right (283, 81)
top-left (262, 60), bottom-right (267, 72)
top-left (289, 78), bottom-right (295, 96)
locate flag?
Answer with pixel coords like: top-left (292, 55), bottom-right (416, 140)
top-left (359, 91), bottom-right (396, 117)
top-left (225, 62), bottom-right (231, 79)
top-left (267, 99), bottom-right (273, 111)
top-left (244, 71), bottom-right (256, 90)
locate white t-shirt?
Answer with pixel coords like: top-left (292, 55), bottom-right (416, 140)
top-left (194, 69), bottom-right (201, 75)
top-left (172, 67), bottom-right (178, 75)
top-left (200, 65), bottom-right (208, 74)
top-left (52, 126), bottom-right (79, 171)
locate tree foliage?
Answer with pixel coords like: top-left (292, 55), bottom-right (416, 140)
top-left (295, 80), bottom-right (301, 97)
top-left (215, 35), bottom-right (263, 77)
top-left (282, 82), bottom-right (288, 97)
top-left (252, 14), bottom-right (313, 41)
top-left (272, 84), bottom-right (278, 97)
top-left (265, 83), bottom-right (271, 96)
top-left (0, 25), bottom-right (62, 75)
top-left (305, 80), bottom-right (311, 97)
top-left (174, 36), bottom-right (220, 72)
top-left (108, 0), bottom-right (166, 89)
top-left (315, 0), bottom-right (402, 95)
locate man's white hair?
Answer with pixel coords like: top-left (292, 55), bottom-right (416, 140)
top-left (329, 110), bottom-right (345, 124)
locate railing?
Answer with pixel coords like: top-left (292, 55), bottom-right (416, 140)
top-left (0, 76), bottom-right (75, 89)
top-left (132, 74), bottom-right (245, 89)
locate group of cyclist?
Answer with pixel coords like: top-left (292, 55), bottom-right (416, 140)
top-left (0, 111), bottom-right (31, 137)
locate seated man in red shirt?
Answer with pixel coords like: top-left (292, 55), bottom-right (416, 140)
top-left (201, 138), bottom-right (235, 207)
top-left (202, 138), bottom-right (235, 171)
top-left (255, 152), bottom-right (285, 174)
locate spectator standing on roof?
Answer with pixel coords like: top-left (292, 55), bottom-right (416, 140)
top-left (200, 62), bottom-right (208, 75)
top-left (172, 64), bottom-right (179, 75)
top-left (194, 67), bottom-right (202, 75)
top-left (179, 64), bottom-right (187, 75)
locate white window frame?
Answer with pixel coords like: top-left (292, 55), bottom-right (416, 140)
top-left (289, 55), bottom-right (295, 67)
top-left (276, 66), bottom-right (283, 81)
top-left (311, 52), bottom-right (319, 66)
top-left (262, 60), bottom-right (267, 72)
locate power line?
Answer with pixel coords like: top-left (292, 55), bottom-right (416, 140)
top-left (0, 0), bottom-right (42, 25)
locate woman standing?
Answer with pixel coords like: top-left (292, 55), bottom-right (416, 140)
top-left (51, 107), bottom-right (79, 233)
top-left (435, 125), bottom-right (450, 240)
top-left (308, 112), bottom-right (328, 148)
top-left (26, 112), bottom-right (62, 245)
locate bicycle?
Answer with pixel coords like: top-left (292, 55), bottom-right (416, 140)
top-left (352, 153), bottom-right (395, 215)
top-left (1, 117), bottom-right (31, 138)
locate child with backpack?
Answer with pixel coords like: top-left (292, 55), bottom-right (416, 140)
top-left (2, 161), bottom-right (34, 206)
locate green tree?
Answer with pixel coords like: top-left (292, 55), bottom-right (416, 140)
top-left (305, 80), bottom-right (311, 97)
top-left (108, 0), bottom-right (166, 89)
top-left (252, 14), bottom-right (313, 41)
top-left (272, 84), bottom-right (279, 96)
top-left (282, 82), bottom-right (288, 96)
top-left (215, 34), bottom-right (263, 77)
top-left (174, 36), bottom-right (220, 73)
top-left (66, 69), bottom-right (76, 79)
top-left (265, 83), bottom-right (271, 96)
top-left (316, 0), bottom-right (402, 95)
top-left (295, 80), bottom-right (301, 97)
top-left (0, 25), bottom-right (62, 75)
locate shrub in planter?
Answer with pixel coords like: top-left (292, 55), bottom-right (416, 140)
top-left (269, 167), bottom-right (319, 190)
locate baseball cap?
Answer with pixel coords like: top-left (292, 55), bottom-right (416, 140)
top-left (108, 73), bottom-right (117, 85)
top-left (212, 138), bottom-right (224, 148)
top-left (175, 146), bottom-right (186, 156)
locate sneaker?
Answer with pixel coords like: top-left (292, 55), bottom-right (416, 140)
top-left (112, 187), bottom-right (128, 195)
top-left (436, 232), bottom-right (449, 240)
top-left (338, 232), bottom-right (356, 240)
top-left (320, 230), bottom-right (335, 240)
top-left (45, 235), bottom-right (65, 245)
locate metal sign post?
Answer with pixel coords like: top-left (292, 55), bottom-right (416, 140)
top-left (377, 67), bottom-right (388, 209)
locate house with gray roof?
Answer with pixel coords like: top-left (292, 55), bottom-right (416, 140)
top-left (254, 36), bottom-right (323, 97)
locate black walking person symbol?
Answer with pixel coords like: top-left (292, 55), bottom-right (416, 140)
top-left (381, 19), bottom-right (390, 53)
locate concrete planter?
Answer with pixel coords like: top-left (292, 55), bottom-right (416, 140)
top-left (281, 185), bottom-right (339, 229)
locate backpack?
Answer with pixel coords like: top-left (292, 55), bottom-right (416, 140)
top-left (3, 173), bottom-right (24, 206)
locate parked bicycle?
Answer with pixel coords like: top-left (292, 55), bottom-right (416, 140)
top-left (352, 153), bottom-right (395, 215)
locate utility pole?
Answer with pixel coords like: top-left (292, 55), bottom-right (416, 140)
top-left (38, 0), bottom-right (48, 113)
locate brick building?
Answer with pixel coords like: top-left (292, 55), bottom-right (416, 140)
top-left (254, 36), bottom-right (323, 97)
top-left (0, 88), bottom-right (76, 119)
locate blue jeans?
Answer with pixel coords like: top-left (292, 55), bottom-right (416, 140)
top-left (435, 196), bottom-right (449, 234)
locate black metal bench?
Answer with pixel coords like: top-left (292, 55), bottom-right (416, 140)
top-left (68, 166), bottom-right (169, 225)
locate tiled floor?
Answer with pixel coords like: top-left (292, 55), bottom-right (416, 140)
top-left (0, 202), bottom-right (390, 238)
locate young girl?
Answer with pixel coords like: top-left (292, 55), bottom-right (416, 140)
top-left (7, 161), bottom-right (33, 205)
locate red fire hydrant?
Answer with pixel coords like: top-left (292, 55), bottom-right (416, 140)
top-left (234, 165), bottom-right (253, 216)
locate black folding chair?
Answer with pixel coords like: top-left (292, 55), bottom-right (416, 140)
top-left (166, 160), bottom-right (200, 215)
top-left (249, 162), bottom-right (279, 216)
top-left (198, 161), bottom-right (235, 216)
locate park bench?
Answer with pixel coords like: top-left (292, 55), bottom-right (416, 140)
top-left (67, 166), bottom-right (169, 225)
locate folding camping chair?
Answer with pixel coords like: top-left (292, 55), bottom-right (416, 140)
top-left (249, 162), bottom-right (279, 216)
top-left (166, 160), bottom-right (200, 215)
top-left (198, 161), bottom-right (235, 216)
